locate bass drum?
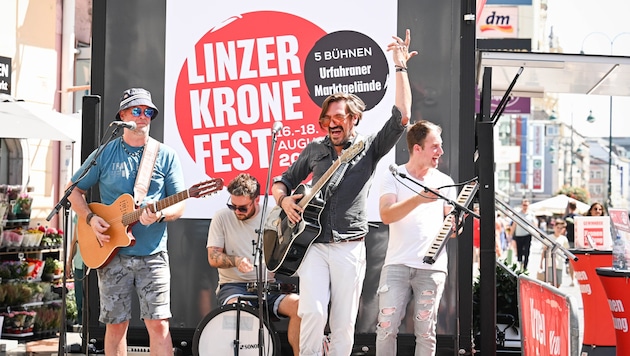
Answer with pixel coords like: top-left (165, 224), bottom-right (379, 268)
top-left (193, 303), bottom-right (280, 355)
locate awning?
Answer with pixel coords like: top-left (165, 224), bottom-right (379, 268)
top-left (0, 96), bottom-right (81, 142)
top-left (477, 51), bottom-right (630, 98)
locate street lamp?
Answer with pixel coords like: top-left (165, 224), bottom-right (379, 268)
top-left (580, 32), bottom-right (630, 208)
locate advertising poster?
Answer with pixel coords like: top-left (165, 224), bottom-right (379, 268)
top-left (609, 208), bottom-right (630, 233)
top-left (164, 1), bottom-right (397, 219)
top-left (574, 216), bottom-right (612, 250)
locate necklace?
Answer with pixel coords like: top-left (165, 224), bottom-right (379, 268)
top-left (121, 140), bottom-right (144, 158)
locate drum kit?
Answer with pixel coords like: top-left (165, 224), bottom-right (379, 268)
top-left (192, 283), bottom-right (298, 355)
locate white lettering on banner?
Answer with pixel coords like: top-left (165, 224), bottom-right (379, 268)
top-left (319, 65), bottom-right (372, 79)
top-left (549, 330), bottom-right (561, 355)
top-left (277, 137), bottom-right (313, 151)
top-left (189, 81), bottom-right (302, 130)
top-left (609, 299), bottom-right (625, 312)
top-left (314, 80), bottom-right (382, 96)
top-left (0, 81), bottom-right (7, 90)
top-left (187, 35), bottom-right (301, 83)
top-left (613, 317), bottom-right (628, 332)
top-left (0, 63), bottom-right (8, 77)
top-left (574, 270), bottom-right (588, 281)
top-left (193, 129), bottom-right (276, 172)
top-left (530, 298), bottom-right (546, 345)
top-left (313, 47), bottom-right (373, 61)
top-left (579, 283), bottom-right (592, 295)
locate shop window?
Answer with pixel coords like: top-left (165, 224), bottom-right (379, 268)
top-left (0, 138), bottom-right (23, 185)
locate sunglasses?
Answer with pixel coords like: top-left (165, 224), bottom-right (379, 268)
top-left (130, 107), bottom-right (155, 118)
top-left (226, 199), bottom-right (254, 213)
top-left (320, 113), bottom-right (350, 128)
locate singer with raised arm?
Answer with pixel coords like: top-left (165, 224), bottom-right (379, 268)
top-left (65, 87), bottom-right (186, 355)
top-left (270, 30), bottom-right (416, 355)
top-left (376, 120), bottom-right (456, 356)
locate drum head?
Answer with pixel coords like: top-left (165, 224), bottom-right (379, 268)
top-left (193, 303), bottom-right (280, 355)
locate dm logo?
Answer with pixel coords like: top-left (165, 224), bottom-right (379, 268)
top-left (480, 10), bottom-right (515, 34)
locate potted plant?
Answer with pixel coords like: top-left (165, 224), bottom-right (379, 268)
top-left (14, 193), bottom-right (33, 219)
top-left (42, 257), bottom-right (57, 282)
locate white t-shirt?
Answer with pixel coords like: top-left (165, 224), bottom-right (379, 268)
top-left (380, 166), bottom-right (456, 273)
top-left (206, 206), bottom-right (275, 285)
top-left (545, 234), bottom-right (570, 270)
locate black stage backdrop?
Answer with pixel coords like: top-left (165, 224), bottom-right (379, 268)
top-left (85, 1), bottom-right (475, 355)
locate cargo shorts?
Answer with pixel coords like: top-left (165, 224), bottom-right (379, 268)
top-left (97, 252), bottom-right (171, 324)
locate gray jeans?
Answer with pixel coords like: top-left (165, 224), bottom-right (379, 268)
top-left (375, 264), bottom-right (446, 356)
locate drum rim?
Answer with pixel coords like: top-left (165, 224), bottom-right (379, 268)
top-left (192, 303), bottom-right (280, 356)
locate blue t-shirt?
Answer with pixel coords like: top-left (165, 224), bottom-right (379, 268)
top-left (71, 137), bottom-right (185, 256)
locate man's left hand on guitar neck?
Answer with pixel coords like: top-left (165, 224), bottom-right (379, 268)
top-left (139, 207), bottom-right (165, 225)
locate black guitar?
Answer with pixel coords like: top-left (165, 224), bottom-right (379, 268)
top-left (263, 141), bottom-right (365, 276)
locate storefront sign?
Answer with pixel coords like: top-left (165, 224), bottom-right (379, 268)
top-left (0, 56), bottom-right (11, 94)
top-left (477, 6), bottom-right (519, 39)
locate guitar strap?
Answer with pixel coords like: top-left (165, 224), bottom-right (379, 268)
top-left (323, 135), bottom-right (363, 200)
top-left (134, 137), bottom-right (161, 206)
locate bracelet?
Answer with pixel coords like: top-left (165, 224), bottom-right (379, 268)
top-left (157, 211), bottom-right (166, 223)
top-left (277, 195), bottom-right (287, 207)
top-left (395, 66), bottom-right (408, 72)
top-left (86, 212), bottom-right (97, 227)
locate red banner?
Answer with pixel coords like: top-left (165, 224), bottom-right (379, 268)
top-left (519, 278), bottom-right (570, 356)
top-left (597, 268), bottom-right (630, 354)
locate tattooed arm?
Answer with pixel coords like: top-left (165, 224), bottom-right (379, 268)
top-left (207, 246), bottom-right (254, 273)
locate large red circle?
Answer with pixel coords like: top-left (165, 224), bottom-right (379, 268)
top-left (174, 11), bottom-right (326, 187)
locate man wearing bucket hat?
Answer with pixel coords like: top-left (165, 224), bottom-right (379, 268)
top-left (66, 87), bottom-right (186, 355)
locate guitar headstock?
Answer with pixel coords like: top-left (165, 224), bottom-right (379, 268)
top-left (189, 178), bottom-right (224, 198)
top-left (340, 141), bottom-right (365, 163)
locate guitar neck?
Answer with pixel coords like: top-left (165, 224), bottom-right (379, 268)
top-left (122, 190), bottom-right (190, 226)
top-left (298, 159), bottom-right (342, 209)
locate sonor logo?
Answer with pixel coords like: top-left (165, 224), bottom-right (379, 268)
top-left (480, 11), bottom-right (514, 33)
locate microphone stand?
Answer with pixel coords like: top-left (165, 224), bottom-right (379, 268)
top-left (391, 171), bottom-right (479, 219)
top-left (253, 126), bottom-right (281, 356)
top-left (47, 125), bottom-right (124, 356)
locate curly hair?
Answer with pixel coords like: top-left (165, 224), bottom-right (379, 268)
top-left (227, 173), bottom-right (260, 199)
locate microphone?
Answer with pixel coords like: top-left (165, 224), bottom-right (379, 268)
top-left (110, 121), bottom-right (137, 130)
top-left (272, 121), bottom-right (283, 135)
top-left (389, 164), bottom-right (407, 178)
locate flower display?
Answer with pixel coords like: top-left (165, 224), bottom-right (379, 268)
top-left (1, 229), bottom-right (24, 247)
top-left (1, 310), bottom-right (37, 334)
top-left (14, 193), bottom-right (32, 215)
top-left (40, 226), bottom-right (63, 247)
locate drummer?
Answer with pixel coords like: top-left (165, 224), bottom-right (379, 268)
top-left (207, 173), bottom-right (300, 355)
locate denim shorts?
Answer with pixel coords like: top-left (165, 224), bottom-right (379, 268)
top-left (97, 252), bottom-right (171, 324)
top-left (217, 283), bottom-right (287, 319)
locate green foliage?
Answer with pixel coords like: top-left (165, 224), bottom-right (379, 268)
top-left (43, 257), bottom-right (62, 274)
top-left (556, 185), bottom-right (590, 204)
top-left (65, 289), bottom-right (77, 322)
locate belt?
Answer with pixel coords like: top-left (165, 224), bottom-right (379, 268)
top-left (336, 236), bottom-right (365, 243)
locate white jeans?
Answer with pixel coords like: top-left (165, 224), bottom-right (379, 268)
top-left (297, 241), bottom-right (366, 356)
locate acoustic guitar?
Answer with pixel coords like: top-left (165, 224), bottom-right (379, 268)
top-left (263, 141), bottom-right (364, 276)
top-left (78, 178), bottom-right (223, 269)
